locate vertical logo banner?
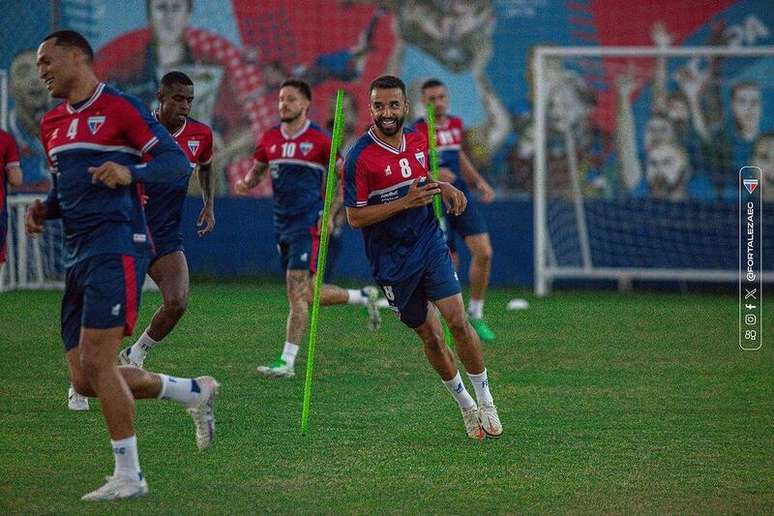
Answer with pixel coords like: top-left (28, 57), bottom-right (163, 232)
top-left (739, 166), bottom-right (763, 351)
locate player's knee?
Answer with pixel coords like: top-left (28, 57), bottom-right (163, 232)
top-left (165, 293), bottom-right (188, 319)
top-left (79, 349), bottom-right (103, 378)
top-left (71, 376), bottom-right (93, 397)
top-left (445, 312), bottom-right (469, 336)
top-left (472, 243), bottom-right (493, 261)
top-left (290, 298), bottom-right (309, 316)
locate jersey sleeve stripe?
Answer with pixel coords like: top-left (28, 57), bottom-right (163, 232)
top-left (48, 142), bottom-right (143, 158)
top-left (4, 161), bottom-right (20, 170)
top-left (141, 136), bottom-right (159, 154)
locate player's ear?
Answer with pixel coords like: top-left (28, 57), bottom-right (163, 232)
top-left (156, 89), bottom-right (163, 103)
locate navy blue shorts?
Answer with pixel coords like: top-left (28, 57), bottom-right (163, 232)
top-left (379, 249), bottom-right (461, 328)
top-left (60, 254), bottom-right (149, 352)
top-left (446, 197), bottom-right (487, 240)
top-left (150, 237), bottom-right (185, 266)
top-left (277, 227), bottom-right (319, 273)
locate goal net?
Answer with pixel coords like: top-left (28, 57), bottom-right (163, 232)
top-left (532, 46), bottom-right (774, 295)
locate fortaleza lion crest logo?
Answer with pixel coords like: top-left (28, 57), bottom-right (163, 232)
top-left (415, 151), bottom-right (425, 168)
top-left (188, 139), bottom-right (200, 156)
top-left (300, 142), bottom-right (313, 156)
top-left (87, 116), bottom-right (106, 135)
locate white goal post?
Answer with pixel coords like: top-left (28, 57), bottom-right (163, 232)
top-left (533, 45), bottom-right (774, 296)
top-left (1, 195), bottom-right (65, 291)
top-left (1, 195), bottom-right (159, 293)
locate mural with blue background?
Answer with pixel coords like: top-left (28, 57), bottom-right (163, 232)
top-left (1, 0), bottom-right (772, 285)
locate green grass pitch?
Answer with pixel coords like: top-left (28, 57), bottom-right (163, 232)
top-left (1, 282), bottom-right (772, 513)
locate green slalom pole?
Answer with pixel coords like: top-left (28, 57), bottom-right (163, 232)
top-left (301, 90), bottom-right (345, 435)
top-left (426, 103), bottom-right (453, 348)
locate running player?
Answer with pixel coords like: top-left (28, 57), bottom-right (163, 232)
top-left (118, 71), bottom-right (216, 369)
top-left (344, 75), bottom-right (502, 439)
top-left (414, 79), bottom-right (496, 342)
top-left (235, 78), bottom-right (380, 379)
top-left (1, 130), bottom-right (23, 267)
top-left (27, 30), bottom-right (219, 502)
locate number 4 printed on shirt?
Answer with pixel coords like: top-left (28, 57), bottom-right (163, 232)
top-left (66, 119), bottom-right (79, 140)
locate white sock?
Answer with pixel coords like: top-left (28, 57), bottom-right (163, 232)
top-left (111, 435), bottom-right (142, 481)
top-left (467, 369), bottom-right (494, 406)
top-left (442, 371), bottom-right (477, 409)
top-left (346, 289), bottom-right (366, 305)
top-left (376, 298), bottom-right (390, 309)
top-left (157, 374), bottom-right (202, 407)
top-left (281, 342), bottom-right (299, 367)
top-left (468, 298), bottom-right (484, 320)
top-left (130, 330), bottom-right (158, 362)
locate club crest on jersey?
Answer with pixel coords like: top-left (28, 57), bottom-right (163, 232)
top-left (187, 139), bottom-right (200, 156)
top-left (415, 151), bottom-right (426, 168)
top-left (300, 142), bottom-right (313, 156)
top-left (87, 116), bottom-right (106, 135)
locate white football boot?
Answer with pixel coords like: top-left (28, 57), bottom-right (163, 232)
top-left (364, 286), bottom-right (382, 331)
top-left (186, 376), bottom-right (220, 451)
top-left (81, 475), bottom-right (148, 501)
top-left (461, 405), bottom-right (485, 440)
top-left (478, 403), bottom-right (503, 438)
top-left (256, 358), bottom-right (295, 378)
top-left (68, 385), bottom-right (89, 411)
top-left (118, 346), bottom-right (144, 368)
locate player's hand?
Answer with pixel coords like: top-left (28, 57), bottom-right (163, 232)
top-left (438, 167), bottom-right (456, 183)
top-left (25, 199), bottom-right (46, 236)
top-left (476, 179), bottom-right (495, 204)
top-left (234, 178), bottom-right (252, 196)
top-left (401, 178), bottom-right (440, 209)
top-left (438, 182), bottom-right (467, 216)
top-left (88, 161), bottom-right (132, 189)
top-left (197, 204), bottom-right (215, 237)
top-left (316, 215), bottom-right (335, 236)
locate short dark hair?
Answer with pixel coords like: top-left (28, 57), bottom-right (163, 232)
top-left (279, 78), bottom-right (312, 101)
top-left (421, 78), bottom-right (445, 91)
top-left (41, 30), bottom-right (94, 62)
top-left (369, 75), bottom-right (406, 98)
top-left (161, 71), bottom-right (194, 89)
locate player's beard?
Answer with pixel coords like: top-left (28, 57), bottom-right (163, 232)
top-left (376, 114), bottom-right (405, 137)
top-left (281, 109), bottom-right (304, 123)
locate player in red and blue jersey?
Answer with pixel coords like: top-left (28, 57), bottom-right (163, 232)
top-left (235, 78), bottom-right (380, 379)
top-left (24, 31), bottom-right (219, 502)
top-left (0, 129), bottom-right (23, 265)
top-left (344, 75), bottom-right (502, 440)
top-left (414, 79), bottom-right (497, 343)
top-left (119, 71), bottom-right (216, 369)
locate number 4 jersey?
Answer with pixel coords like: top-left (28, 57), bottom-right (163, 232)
top-left (344, 127), bottom-right (446, 284)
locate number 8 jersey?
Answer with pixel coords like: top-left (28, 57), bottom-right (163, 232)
top-left (344, 127), bottom-right (446, 284)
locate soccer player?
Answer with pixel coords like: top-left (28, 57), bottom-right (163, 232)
top-left (27, 30), bottom-right (218, 502)
top-left (344, 75), bottom-right (502, 440)
top-left (1, 129), bottom-right (23, 266)
top-left (414, 79), bottom-right (497, 342)
top-left (117, 71), bottom-right (216, 369)
top-left (235, 78), bottom-right (381, 379)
